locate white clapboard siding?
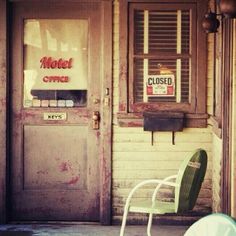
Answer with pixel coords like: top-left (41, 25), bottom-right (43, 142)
top-left (114, 131), bottom-right (212, 143)
top-left (113, 151), bottom-right (207, 161)
top-left (212, 133), bottom-right (222, 212)
top-left (113, 142), bottom-right (212, 152)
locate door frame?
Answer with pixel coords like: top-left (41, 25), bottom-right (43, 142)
top-left (230, 20), bottom-right (236, 217)
top-left (0, 0), bottom-right (112, 225)
top-left (0, 0), bottom-right (7, 224)
top-left (221, 18), bottom-right (234, 215)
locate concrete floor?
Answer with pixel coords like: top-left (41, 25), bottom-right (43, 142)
top-left (0, 224), bottom-right (188, 236)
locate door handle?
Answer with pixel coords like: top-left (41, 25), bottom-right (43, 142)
top-left (92, 111), bottom-right (100, 130)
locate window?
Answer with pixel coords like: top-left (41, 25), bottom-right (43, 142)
top-left (23, 19), bottom-right (88, 108)
top-left (119, 0), bottom-right (208, 127)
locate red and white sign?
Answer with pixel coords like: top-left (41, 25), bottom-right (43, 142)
top-left (40, 56), bottom-right (72, 84)
top-left (146, 74), bottom-right (175, 97)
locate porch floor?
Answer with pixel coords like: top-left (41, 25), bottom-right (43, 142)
top-left (0, 224), bottom-right (188, 236)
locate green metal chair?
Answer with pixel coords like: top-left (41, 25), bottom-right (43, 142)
top-left (184, 213), bottom-right (236, 236)
top-left (120, 149), bottom-right (208, 236)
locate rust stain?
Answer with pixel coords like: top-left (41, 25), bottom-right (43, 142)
top-left (119, 121), bottom-right (142, 127)
top-left (96, 131), bottom-right (101, 138)
top-left (120, 64), bottom-right (127, 80)
top-left (24, 112), bottom-right (36, 119)
top-left (119, 103), bottom-right (126, 112)
top-left (0, 98), bottom-right (6, 107)
top-left (59, 161), bottom-right (71, 172)
top-left (101, 150), bottom-right (111, 184)
top-left (65, 176), bottom-right (80, 185)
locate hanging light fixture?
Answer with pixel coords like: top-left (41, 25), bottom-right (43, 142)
top-left (202, 0), bottom-right (236, 33)
top-left (219, 0), bottom-right (236, 18)
top-left (202, 11), bottom-right (220, 33)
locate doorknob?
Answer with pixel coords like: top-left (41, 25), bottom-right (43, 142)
top-left (92, 111), bottom-right (100, 130)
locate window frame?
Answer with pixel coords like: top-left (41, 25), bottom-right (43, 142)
top-left (119, 0), bottom-right (208, 127)
top-left (211, 5), bottom-right (223, 137)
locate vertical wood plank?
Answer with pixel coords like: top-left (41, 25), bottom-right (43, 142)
top-left (231, 19), bottom-right (236, 217)
top-left (196, 0), bottom-right (207, 113)
top-left (176, 10), bottom-right (182, 103)
top-left (221, 18), bottom-right (233, 215)
top-left (100, 0), bottom-right (112, 225)
top-left (176, 59), bottom-right (181, 103)
top-left (177, 10), bottom-right (182, 54)
top-left (143, 10), bottom-right (149, 54)
top-left (119, 0), bottom-right (128, 113)
top-left (143, 59), bottom-right (148, 102)
top-left (143, 10), bottom-right (149, 102)
top-left (0, 0), bottom-right (7, 224)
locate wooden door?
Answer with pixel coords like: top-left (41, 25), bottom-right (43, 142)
top-left (10, 1), bottom-right (105, 221)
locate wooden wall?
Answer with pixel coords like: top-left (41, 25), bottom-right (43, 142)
top-left (207, 0), bottom-right (222, 213)
top-left (231, 19), bottom-right (236, 217)
top-left (0, 0), bottom-right (226, 223)
top-left (0, 0), bottom-right (7, 223)
top-left (112, 0), bottom-right (213, 223)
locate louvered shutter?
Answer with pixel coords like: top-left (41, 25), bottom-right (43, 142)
top-left (133, 9), bottom-right (191, 103)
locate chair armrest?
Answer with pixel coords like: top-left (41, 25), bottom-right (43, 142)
top-left (124, 177), bottom-right (179, 211)
top-left (151, 175), bottom-right (178, 204)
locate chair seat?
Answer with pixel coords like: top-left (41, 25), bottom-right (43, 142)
top-left (129, 200), bottom-right (176, 214)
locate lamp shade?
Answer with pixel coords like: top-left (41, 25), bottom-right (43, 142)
top-left (219, 0), bottom-right (236, 18)
top-left (202, 12), bottom-right (220, 33)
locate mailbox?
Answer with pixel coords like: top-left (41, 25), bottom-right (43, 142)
top-left (143, 111), bottom-right (184, 132)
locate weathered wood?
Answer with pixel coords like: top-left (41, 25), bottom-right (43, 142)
top-left (100, 0), bottom-right (112, 225)
top-left (119, 0), bottom-right (128, 113)
top-left (212, 133), bottom-right (222, 212)
top-left (195, 0), bottom-right (208, 114)
top-left (143, 112), bottom-right (184, 132)
top-left (9, 1), bottom-right (112, 223)
top-left (118, 0), bottom-right (208, 128)
top-left (0, 0), bottom-right (7, 224)
top-left (231, 20), bottom-right (236, 218)
top-left (117, 112), bottom-right (208, 128)
top-left (221, 18), bottom-right (234, 214)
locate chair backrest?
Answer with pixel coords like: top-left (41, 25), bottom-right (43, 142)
top-left (184, 213), bottom-right (236, 236)
top-left (174, 149), bottom-right (207, 213)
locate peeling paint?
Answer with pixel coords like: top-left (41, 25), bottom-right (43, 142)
top-left (59, 161), bottom-right (72, 172)
top-left (96, 131), bottom-right (101, 138)
top-left (65, 176), bottom-right (80, 185)
top-left (119, 103), bottom-right (126, 112)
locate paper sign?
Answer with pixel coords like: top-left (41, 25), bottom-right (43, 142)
top-left (43, 112), bottom-right (67, 121)
top-left (146, 74), bottom-right (175, 97)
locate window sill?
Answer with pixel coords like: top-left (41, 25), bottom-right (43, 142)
top-left (117, 112), bottom-right (209, 128)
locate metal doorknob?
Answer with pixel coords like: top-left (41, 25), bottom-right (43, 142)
top-left (92, 112), bottom-right (100, 121)
top-left (92, 111), bottom-right (100, 130)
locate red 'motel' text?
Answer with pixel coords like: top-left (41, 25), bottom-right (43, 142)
top-left (40, 57), bottom-right (73, 69)
top-left (40, 56), bottom-right (73, 83)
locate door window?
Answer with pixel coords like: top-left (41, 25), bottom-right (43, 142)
top-left (23, 19), bottom-right (88, 108)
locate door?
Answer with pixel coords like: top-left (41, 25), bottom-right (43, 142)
top-left (10, 1), bottom-right (105, 221)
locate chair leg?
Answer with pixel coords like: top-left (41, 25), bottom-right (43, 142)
top-left (147, 213), bottom-right (153, 236)
top-left (120, 208), bottom-right (129, 236)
